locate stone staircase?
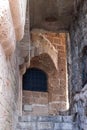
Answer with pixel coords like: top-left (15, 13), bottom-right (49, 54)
top-left (17, 115), bottom-right (75, 130)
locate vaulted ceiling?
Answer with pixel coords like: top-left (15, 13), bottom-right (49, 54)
top-left (18, 0), bottom-right (82, 70)
top-left (29, 0), bottom-right (81, 31)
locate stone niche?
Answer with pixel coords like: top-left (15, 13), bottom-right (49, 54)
top-left (22, 30), bottom-right (69, 116)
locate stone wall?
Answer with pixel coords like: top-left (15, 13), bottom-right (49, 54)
top-left (0, 1), bottom-right (28, 129)
top-left (0, 45), bottom-right (21, 130)
top-left (23, 30), bottom-right (69, 115)
top-left (23, 91), bottom-right (48, 116)
top-left (17, 115), bottom-right (74, 130)
top-left (70, 0), bottom-right (87, 129)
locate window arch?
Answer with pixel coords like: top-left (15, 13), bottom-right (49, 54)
top-left (23, 68), bottom-right (48, 92)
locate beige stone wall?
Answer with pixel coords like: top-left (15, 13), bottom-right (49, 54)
top-left (0, 45), bottom-right (21, 130)
top-left (23, 91), bottom-right (48, 115)
top-left (0, 0), bottom-right (27, 56)
top-left (23, 30), bottom-right (68, 115)
top-left (46, 32), bottom-right (68, 114)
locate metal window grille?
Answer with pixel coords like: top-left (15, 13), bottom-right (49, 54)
top-left (23, 68), bottom-right (47, 92)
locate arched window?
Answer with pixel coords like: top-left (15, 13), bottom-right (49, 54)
top-left (23, 68), bottom-right (47, 92)
top-left (82, 46), bottom-right (87, 87)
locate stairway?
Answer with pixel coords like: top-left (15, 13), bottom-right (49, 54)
top-left (17, 115), bottom-right (75, 130)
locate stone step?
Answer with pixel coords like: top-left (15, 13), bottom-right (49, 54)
top-left (17, 115), bottom-right (74, 130)
top-left (18, 115), bottom-right (73, 123)
top-left (17, 122), bottom-right (73, 130)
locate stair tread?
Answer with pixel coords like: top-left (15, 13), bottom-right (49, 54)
top-left (17, 115), bottom-right (74, 130)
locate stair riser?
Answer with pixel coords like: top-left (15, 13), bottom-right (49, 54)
top-left (17, 115), bottom-right (74, 130)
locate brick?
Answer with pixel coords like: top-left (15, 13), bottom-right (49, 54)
top-left (53, 37), bottom-right (60, 44)
top-left (46, 36), bottom-right (53, 43)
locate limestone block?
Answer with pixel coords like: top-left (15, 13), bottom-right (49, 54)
top-left (18, 115), bottom-right (37, 122)
top-left (37, 122), bottom-right (53, 130)
top-left (23, 97), bottom-right (32, 104)
top-left (54, 123), bottom-right (73, 130)
top-left (62, 116), bottom-right (73, 123)
top-left (0, 0), bottom-right (16, 56)
top-left (49, 103), bottom-right (60, 115)
top-left (32, 104), bottom-right (49, 116)
top-left (23, 104), bottom-right (33, 112)
top-left (38, 116), bottom-right (62, 122)
top-left (23, 90), bottom-right (33, 97)
top-left (9, 0), bottom-right (27, 41)
top-left (23, 91), bottom-right (48, 104)
top-left (17, 122), bottom-right (36, 129)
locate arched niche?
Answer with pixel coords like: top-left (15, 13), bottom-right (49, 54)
top-left (23, 68), bottom-right (48, 92)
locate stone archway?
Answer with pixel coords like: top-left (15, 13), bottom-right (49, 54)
top-left (23, 52), bottom-right (68, 115)
top-left (30, 29), bottom-right (58, 70)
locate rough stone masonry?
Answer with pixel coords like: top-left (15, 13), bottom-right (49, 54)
top-left (0, 0), bottom-right (87, 130)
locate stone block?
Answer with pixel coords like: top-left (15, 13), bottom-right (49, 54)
top-left (62, 116), bottom-right (73, 123)
top-left (32, 105), bottom-right (49, 116)
top-left (52, 116), bottom-right (62, 122)
top-left (19, 115), bottom-right (37, 122)
top-left (17, 122), bottom-right (36, 129)
top-left (23, 91), bottom-right (48, 104)
top-left (23, 104), bottom-right (33, 112)
top-left (37, 122), bottom-right (53, 130)
top-left (54, 123), bottom-right (73, 130)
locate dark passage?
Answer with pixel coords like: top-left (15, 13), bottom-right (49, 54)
top-left (23, 68), bottom-right (47, 92)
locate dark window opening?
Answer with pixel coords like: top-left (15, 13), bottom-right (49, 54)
top-left (23, 68), bottom-right (47, 92)
top-left (82, 46), bottom-right (87, 87)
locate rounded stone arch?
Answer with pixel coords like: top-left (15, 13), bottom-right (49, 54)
top-left (30, 29), bottom-right (58, 70)
top-left (20, 29), bottom-right (58, 75)
top-left (29, 53), bottom-right (58, 94)
top-left (30, 53), bottom-right (57, 75)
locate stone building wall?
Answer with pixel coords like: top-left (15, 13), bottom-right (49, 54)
top-left (23, 91), bottom-right (49, 115)
top-left (23, 30), bottom-right (69, 115)
top-left (0, 1), bottom-right (27, 129)
top-left (70, 0), bottom-right (87, 129)
top-left (70, 0), bottom-right (87, 103)
top-left (0, 45), bottom-right (21, 130)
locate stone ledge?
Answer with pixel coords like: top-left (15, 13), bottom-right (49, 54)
top-left (18, 115), bottom-right (73, 123)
